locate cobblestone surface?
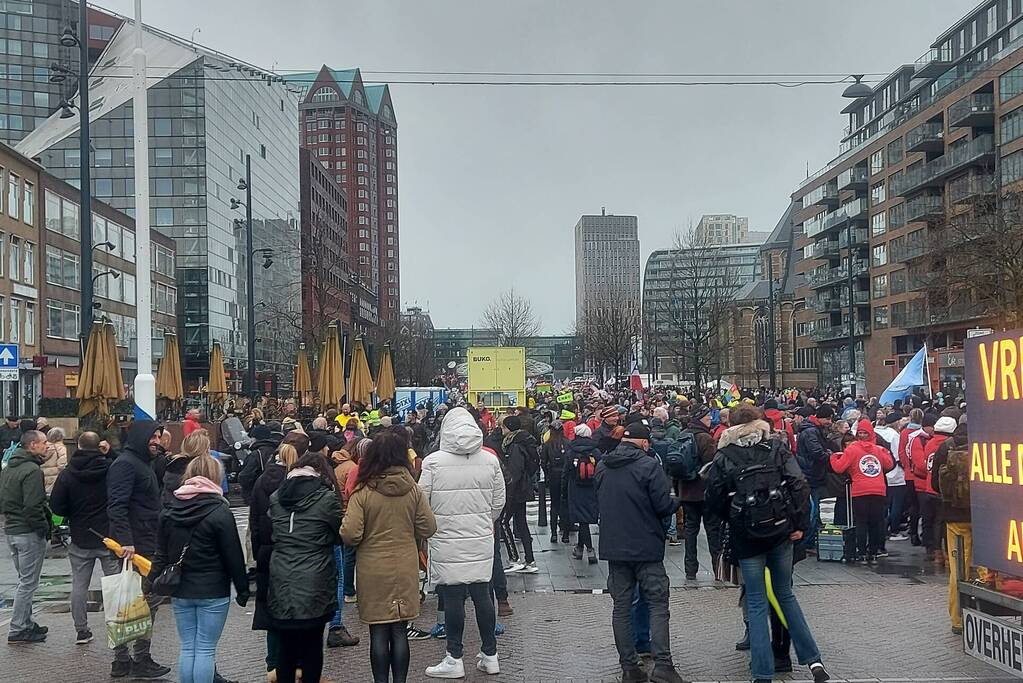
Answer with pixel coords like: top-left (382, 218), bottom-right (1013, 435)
top-left (0, 583), bottom-right (1011, 682)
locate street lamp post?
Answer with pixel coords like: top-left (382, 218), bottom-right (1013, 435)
top-left (74, 2), bottom-right (93, 358)
top-left (846, 221), bottom-right (857, 398)
top-left (767, 255), bottom-right (778, 390)
top-left (234, 155), bottom-right (256, 398)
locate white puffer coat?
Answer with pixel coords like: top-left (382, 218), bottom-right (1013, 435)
top-left (419, 408), bottom-right (506, 586)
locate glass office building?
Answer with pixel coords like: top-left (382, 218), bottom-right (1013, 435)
top-left (18, 19), bottom-right (302, 390)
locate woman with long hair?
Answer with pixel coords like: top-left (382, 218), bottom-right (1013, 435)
top-left (151, 454), bottom-right (248, 683)
top-left (250, 432), bottom-right (308, 682)
top-left (161, 430), bottom-right (212, 507)
top-left (341, 430), bottom-right (436, 683)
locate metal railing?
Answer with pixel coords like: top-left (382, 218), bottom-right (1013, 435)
top-left (838, 228), bottom-right (869, 248)
top-left (810, 321), bottom-right (871, 342)
top-left (809, 240), bottom-right (840, 259)
top-left (838, 166), bottom-right (868, 190)
top-left (904, 194), bottom-right (944, 223)
top-left (949, 92), bottom-right (995, 126)
top-left (890, 134), bottom-right (994, 197)
top-left (905, 121), bottom-right (944, 151)
top-left (948, 172), bottom-right (996, 204)
top-left (823, 198), bottom-right (868, 233)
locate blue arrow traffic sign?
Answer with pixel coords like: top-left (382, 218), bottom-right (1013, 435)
top-left (0, 345), bottom-right (18, 368)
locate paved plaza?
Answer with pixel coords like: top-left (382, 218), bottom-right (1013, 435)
top-left (0, 502), bottom-right (1011, 682)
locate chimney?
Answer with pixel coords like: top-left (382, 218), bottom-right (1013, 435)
top-left (601, 206), bottom-right (606, 216)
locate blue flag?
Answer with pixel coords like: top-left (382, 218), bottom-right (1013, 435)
top-left (879, 345), bottom-right (928, 406)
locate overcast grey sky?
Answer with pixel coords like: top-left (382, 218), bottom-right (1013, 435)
top-left (101, 0), bottom-right (973, 333)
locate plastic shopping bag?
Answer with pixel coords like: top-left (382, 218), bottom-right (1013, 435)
top-left (101, 558), bottom-right (153, 649)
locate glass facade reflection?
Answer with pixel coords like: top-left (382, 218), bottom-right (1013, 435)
top-left (27, 25), bottom-right (301, 390)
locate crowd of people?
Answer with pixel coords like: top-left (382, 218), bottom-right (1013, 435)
top-left (0, 384), bottom-right (978, 683)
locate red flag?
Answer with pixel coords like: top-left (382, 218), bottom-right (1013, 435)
top-left (629, 362), bottom-right (644, 392)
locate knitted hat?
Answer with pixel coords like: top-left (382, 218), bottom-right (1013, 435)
top-left (600, 407), bottom-right (619, 420)
top-left (934, 416), bottom-right (957, 435)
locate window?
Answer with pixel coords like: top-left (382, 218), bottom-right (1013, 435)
top-left (1002, 107), bottom-right (1023, 144)
top-left (359, 243), bottom-right (369, 252)
top-left (22, 181), bottom-right (32, 225)
top-left (869, 150), bottom-right (885, 176)
top-left (870, 181), bottom-right (886, 205)
top-left (312, 87), bottom-right (339, 102)
top-left (8, 236), bottom-right (19, 283)
top-left (46, 299), bottom-right (79, 340)
top-left (154, 118), bottom-right (172, 136)
top-left (1002, 63), bottom-right (1023, 102)
top-left (22, 242), bottom-right (32, 285)
top-left (23, 303), bottom-right (33, 345)
top-left (95, 178), bottom-right (112, 196)
top-left (7, 174), bottom-right (18, 220)
top-left (872, 274), bottom-right (889, 299)
top-left (318, 119), bottom-right (329, 129)
top-left (318, 147), bottom-right (329, 156)
top-left (794, 347), bottom-right (817, 370)
top-left (871, 211), bottom-right (887, 237)
top-left (155, 208), bottom-right (173, 226)
top-left (872, 243), bottom-right (888, 267)
top-left (1003, 149), bottom-right (1023, 184)
top-left (874, 305), bottom-right (889, 330)
top-left (887, 138), bottom-right (904, 165)
top-left (10, 299), bottom-right (20, 343)
top-left (890, 269), bottom-right (907, 295)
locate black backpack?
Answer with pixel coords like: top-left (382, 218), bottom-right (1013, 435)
top-left (662, 432), bottom-right (701, 482)
top-left (726, 441), bottom-right (794, 541)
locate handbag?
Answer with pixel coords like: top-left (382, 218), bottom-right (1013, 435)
top-left (151, 510), bottom-right (215, 596)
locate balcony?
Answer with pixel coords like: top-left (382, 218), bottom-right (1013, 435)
top-left (949, 93), bottom-right (995, 129)
top-left (807, 259), bottom-right (869, 289)
top-left (891, 239), bottom-right (927, 263)
top-left (948, 172), bottom-right (995, 204)
top-left (905, 122), bottom-right (944, 153)
top-left (802, 180), bottom-right (840, 209)
top-left (822, 198), bottom-right (868, 233)
top-left (841, 290), bottom-right (871, 307)
top-left (903, 300), bottom-right (991, 329)
top-left (810, 321), bottom-right (872, 343)
top-left (804, 214), bottom-right (825, 238)
top-left (838, 227), bottom-right (869, 249)
top-left (812, 290), bottom-right (870, 312)
top-left (890, 134), bottom-right (995, 197)
top-left (915, 46), bottom-right (952, 78)
top-left (838, 166), bottom-right (868, 191)
top-left (809, 239), bottom-right (840, 259)
top-left (904, 194), bottom-right (944, 223)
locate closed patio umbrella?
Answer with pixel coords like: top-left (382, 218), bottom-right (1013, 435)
top-left (208, 342), bottom-right (228, 404)
top-left (317, 326), bottom-right (344, 409)
top-left (155, 332), bottom-right (184, 402)
top-left (76, 322), bottom-right (125, 417)
top-left (375, 343), bottom-right (395, 404)
top-left (295, 344), bottom-right (313, 406)
top-left (348, 337), bottom-right (374, 408)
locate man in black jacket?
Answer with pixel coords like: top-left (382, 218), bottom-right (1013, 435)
top-left (238, 423), bottom-right (281, 504)
top-left (106, 420), bottom-right (170, 679)
top-left (595, 423), bottom-right (684, 683)
top-left (594, 406), bottom-right (622, 454)
top-left (795, 405), bottom-right (834, 548)
top-left (500, 415), bottom-right (538, 574)
top-left (0, 414), bottom-right (21, 450)
top-left (49, 432), bottom-right (117, 644)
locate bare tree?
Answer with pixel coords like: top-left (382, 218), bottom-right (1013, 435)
top-left (910, 191), bottom-right (1023, 329)
top-left (480, 288), bottom-right (541, 346)
top-left (577, 291), bottom-right (641, 382)
top-left (373, 316), bottom-right (436, 386)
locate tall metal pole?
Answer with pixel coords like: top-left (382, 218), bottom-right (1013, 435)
top-left (767, 255), bottom-right (777, 390)
top-left (78, 0), bottom-right (93, 357)
top-left (846, 221), bottom-right (856, 397)
top-left (245, 155), bottom-right (256, 399)
top-left (132, 0), bottom-right (155, 419)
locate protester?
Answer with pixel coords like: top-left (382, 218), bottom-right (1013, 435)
top-left (679, 405), bottom-right (721, 580)
top-left (419, 407), bottom-right (506, 678)
top-left (829, 421), bottom-right (894, 563)
top-left (595, 421), bottom-right (684, 683)
top-left (705, 404), bottom-right (830, 683)
top-left (239, 423), bottom-right (283, 504)
top-left (49, 431), bottom-right (117, 645)
top-left (921, 416), bottom-right (956, 562)
top-left (106, 420), bottom-right (171, 678)
top-left (268, 449), bottom-right (343, 683)
top-left (161, 430), bottom-right (211, 506)
top-left (0, 430), bottom-right (50, 643)
top-left (594, 406), bottom-right (621, 453)
top-left (566, 423), bottom-right (601, 563)
top-left (0, 414), bottom-right (21, 450)
top-left (908, 414), bottom-right (940, 555)
top-left (341, 430), bottom-right (437, 683)
top-left (874, 412), bottom-right (908, 541)
top-left (540, 419), bottom-right (569, 544)
top-left (40, 426), bottom-right (67, 494)
top-left (151, 454), bottom-right (248, 683)
top-left (184, 408), bottom-right (203, 437)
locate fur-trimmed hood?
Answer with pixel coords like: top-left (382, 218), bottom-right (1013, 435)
top-left (716, 419), bottom-right (771, 449)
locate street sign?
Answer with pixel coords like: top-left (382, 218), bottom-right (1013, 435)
top-left (968, 327), bottom-right (994, 338)
top-left (0, 345), bottom-right (18, 382)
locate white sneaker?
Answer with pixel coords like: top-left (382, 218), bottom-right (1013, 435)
top-left (504, 562), bottom-right (526, 573)
top-left (889, 533), bottom-right (909, 541)
top-left (476, 652), bottom-right (500, 674)
top-left (519, 562), bottom-right (539, 574)
top-left (426, 654), bottom-right (465, 679)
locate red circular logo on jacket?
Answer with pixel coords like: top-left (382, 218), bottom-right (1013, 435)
top-left (859, 455), bottom-right (882, 477)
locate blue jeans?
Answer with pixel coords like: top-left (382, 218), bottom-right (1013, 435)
top-left (172, 597), bottom-right (231, 683)
top-left (631, 585), bottom-right (650, 653)
top-left (330, 545), bottom-right (346, 628)
top-left (738, 541), bottom-right (821, 680)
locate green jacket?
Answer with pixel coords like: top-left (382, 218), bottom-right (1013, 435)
top-left (0, 449), bottom-right (48, 536)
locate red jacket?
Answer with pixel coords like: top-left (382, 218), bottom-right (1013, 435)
top-left (918, 434), bottom-right (947, 496)
top-left (907, 429), bottom-right (933, 494)
top-left (830, 440), bottom-right (894, 497)
top-left (183, 415), bottom-right (201, 437)
top-left (763, 409), bottom-right (796, 453)
top-left (898, 427), bottom-right (920, 482)
top-left (562, 420), bottom-right (577, 440)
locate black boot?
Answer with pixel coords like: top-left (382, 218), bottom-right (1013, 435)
top-left (560, 531), bottom-right (570, 544)
top-left (550, 532), bottom-right (558, 543)
top-left (735, 623), bottom-right (750, 651)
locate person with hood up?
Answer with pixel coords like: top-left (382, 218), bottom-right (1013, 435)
top-left (595, 422), bottom-right (684, 683)
top-left (0, 430), bottom-right (50, 643)
top-left (705, 405), bottom-right (830, 683)
top-left (249, 432), bottom-right (308, 680)
top-left (239, 423), bottom-right (283, 504)
top-left (268, 449), bottom-right (343, 683)
top-left (341, 429), bottom-right (437, 683)
top-left (565, 423), bottom-right (601, 562)
top-left (500, 415), bottom-right (539, 573)
top-left (541, 419), bottom-right (570, 544)
top-left (419, 407), bottom-right (506, 679)
top-left (795, 405), bottom-right (834, 548)
top-left (49, 431), bottom-right (116, 645)
top-left (106, 419), bottom-right (171, 679)
top-left (150, 454), bottom-right (248, 683)
top-left (829, 421), bottom-right (894, 563)
top-left (874, 412), bottom-right (908, 541)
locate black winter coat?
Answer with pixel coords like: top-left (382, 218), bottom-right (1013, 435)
top-left (238, 438), bottom-right (280, 504)
top-left (502, 430), bottom-right (536, 506)
top-left (595, 442), bottom-right (680, 562)
top-left (594, 421), bottom-right (618, 454)
top-left (268, 473), bottom-right (342, 629)
top-left (160, 456), bottom-right (189, 508)
top-left (0, 424), bottom-right (20, 450)
top-left (541, 436), bottom-right (569, 480)
top-left (151, 491), bottom-right (248, 600)
top-left (564, 435), bottom-right (601, 524)
top-left (249, 461), bottom-right (286, 630)
top-left (106, 421), bottom-right (162, 555)
top-left (49, 449), bottom-right (110, 549)
top-left (795, 420), bottom-right (832, 490)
